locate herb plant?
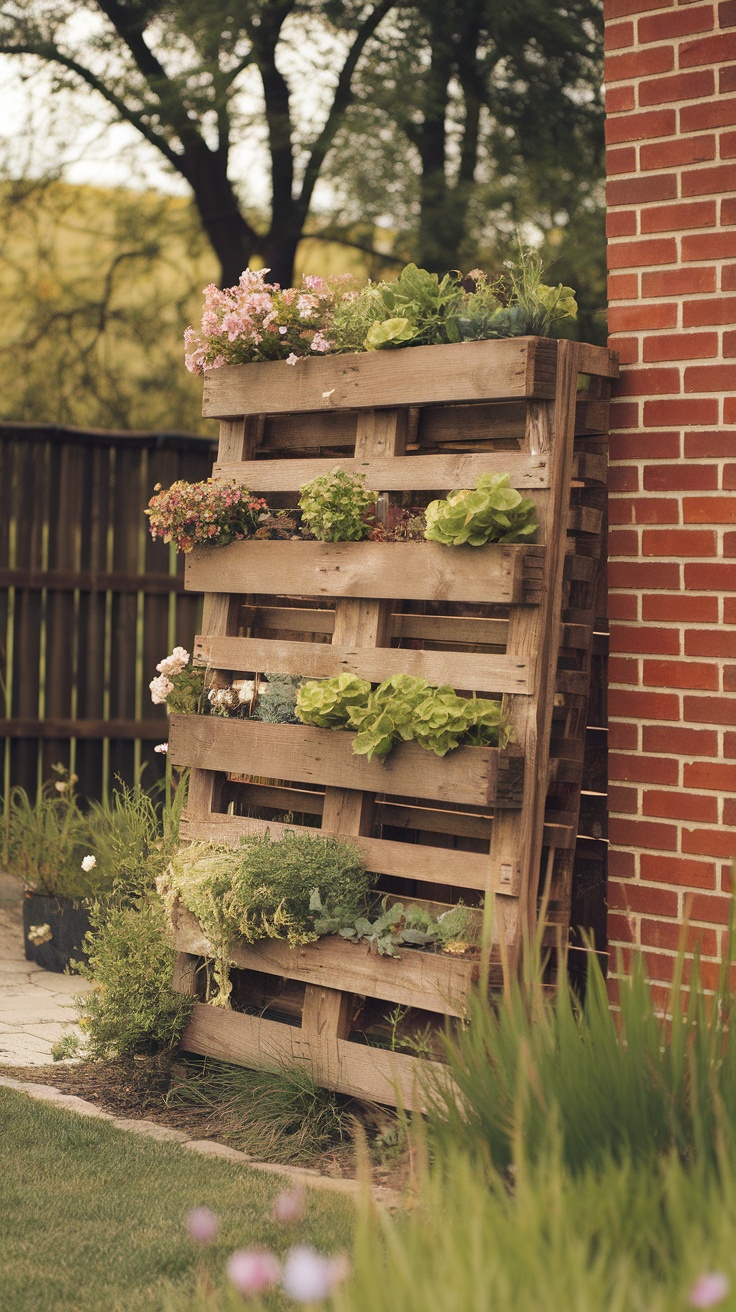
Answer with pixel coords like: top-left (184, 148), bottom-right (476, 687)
top-left (424, 473), bottom-right (539, 547)
top-left (298, 467), bottom-right (376, 542)
top-left (251, 673), bottom-right (303, 725)
top-left (318, 897), bottom-right (476, 958)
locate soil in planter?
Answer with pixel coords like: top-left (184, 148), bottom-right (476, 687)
top-left (22, 894), bottom-right (92, 974)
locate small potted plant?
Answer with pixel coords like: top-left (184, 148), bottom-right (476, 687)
top-left (5, 766), bottom-right (109, 972)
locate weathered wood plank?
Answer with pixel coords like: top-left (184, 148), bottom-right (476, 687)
top-left (242, 605), bottom-right (513, 649)
top-left (577, 343), bottom-right (619, 379)
top-left (178, 1001), bottom-right (446, 1110)
top-left (168, 714), bottom-right (522, 808)
top-left (202, 338), bottom-right (557, 418)
top-left (170, 902), bottom-right (478, 1016)
top-left (214, 449), bottom-right (550, 492)
top-left (186, 539), bottom-right (539, 605)
top-left (195, 634), bottom-right (533, 694)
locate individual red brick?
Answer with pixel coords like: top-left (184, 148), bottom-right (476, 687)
top-left (683, 892), bottom-right (733, 925)
top-left (632, 500), bottom-right (679, 526)
top-left (682, 164), bottom-right (736, 197)
top-left (684, 562), bottom-right (736, 590)
top-left (724, 465), bottom-right (736, 489)
top-left (642, 724), bottom-right (718, 754)
top-left (684, 693), bottom-right (736, 725)
top-left (606, 46), bottom-right (675, 81)
top-left (640, 852), bottom-right (717, 888)
top-left (644, 399), bottom-right (720, 426)
top-left (606, 85), bottom-right (636, 114)
top-left (680, 31), bottom-right (736, 65)
top-left (686, 628), bottom-right (736, 657)
top-left (608, 656), bottom-right (641, 685)
top-left (724, 531), bottom-right (736, 555)
top-left (643, 267), bottom-right (716, 298)
top-left (609, 721), bottom-right (639, 751)
top-left (609, 498), bottom-right (635, 524)
top-left (723, 329), bottom-right (736, 356)
top-left (639, 5), bottom-right (715, 42)
top-left (643, 528), bottom-right (717, 554)
top-left (641, 200), bottom-right (716, 233)
top-left (683, 297), bottom-right (736, 327)
top-left (607, 211), bottom-right (638, 238)
top-left (685, 363), bottom-right (736, 391)
top-left (643, 464), bottom-right (718, 491)
top-left (609, 400), bottom-right (641, 429)
top-left (682, 827), bottom-right (736, 858)
top-left (723, 265), bottom-right (736, 290)
top-left (723, 198), bottom-right (736, 226)
top-left (608, 527), bottom-right (639, 555)
top-left (608, 688), bottom-right (681, 719)
top-left (606, 108), bottom-right (677, 144)
top-left (609, 816), bottom-right (679, 850)
top-left (640, 135), bottom-right (716, 170)
top-left (643, 659), bottom-right (719, 690)
top-left (608, 272), bottom-right (639, 299)
top-left (608, 912), bottom-right (638, 944)
top-left (640, 69), bottom-right (715, 107)
top-left (723, 133), bottom-right (736, 161)
top-left (608, 302), bottom-right (677, 331)
top-left (684, 496), bottom-right (736, 523)
top-left (605, 18), bottom-right (635, 48)
top-left (721, 66), bottom-right (736, 92)
top-left (618, 366), bottom-right (681, 397)
top-left (723, 665), bottom-right (736, 690)
top-left (609, 560), bottom-right (681, 589)
top-left (725, 400), bottom-right (736, 425)
top-left (612, 336), bottom-right (639, 363)
top-left (609, 751), bottom-right (679, 784)
top-left (642, 594), bottom-right (718, 623)
top-left (640, 919), bottom-right (718, 954)
top-left (609, 882), bottom-right (679, 917)
top-left (608, 784), bottom-right (639, 815)
top-left (607, 145), bottom-right (638, 175)
top-left (720, 0), bottom-right (736, 23)
top-left (726, 599), bottom-right (736, 623)
top-left (611, 625), bottom-right (680, 655)
top-left (681, 100), bottom-right (736, 132)
top-left (685, 761), bottom-right (736, 791)
top-left (607, 173), bottom-right (677, 205)
top-left (610, 431), bottom-right (679, 459)
top-left (682, 232), bottom-right (734, 259)
top-left (608, 237), bottom-right (678, 268)
top-left (684, 431), bottom-right (736, 457)
top-left (608, 593), bottom-right (639, 621)
top-left (643, 332), bottom-right (717, 361)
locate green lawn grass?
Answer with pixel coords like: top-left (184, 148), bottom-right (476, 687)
top-left (0, 1087), bottom-right (353, 1312)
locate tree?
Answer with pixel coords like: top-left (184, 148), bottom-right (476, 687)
top-left (1, 1), bottom-right (603, 290)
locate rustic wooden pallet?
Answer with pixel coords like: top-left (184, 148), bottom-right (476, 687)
top-left (169, 335), bottom-right (618, 1106)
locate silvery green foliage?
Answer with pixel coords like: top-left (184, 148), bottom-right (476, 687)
top-left (252, 673), bottom-right (302, 725)
top-left (298, 467), bottom-right (376, 542)
top-left (424, 473), bottom-right (538, 547)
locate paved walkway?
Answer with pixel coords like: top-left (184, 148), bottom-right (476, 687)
top-left (0, 874), bottom-right (94, 1065)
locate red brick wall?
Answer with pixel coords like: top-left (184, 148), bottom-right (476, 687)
top-left (605, 0), bottom-right (736, 997)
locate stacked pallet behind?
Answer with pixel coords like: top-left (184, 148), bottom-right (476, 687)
top-left (169, 337), bottom-right (618, 1108)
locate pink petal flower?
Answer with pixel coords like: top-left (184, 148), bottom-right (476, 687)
top-left (227, 1249), bottom-right (281, 1296)
top-left (282, 1247), bottom-right (344, 1303)
top-left (273, 1185), bottom-right (306, 1224)
top-left (690, 1274), bottom-right (731, 1308)
top-left (186, 1206), bottom-right (219, 1245)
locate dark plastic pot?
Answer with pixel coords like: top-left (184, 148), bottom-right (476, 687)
top-left (22, 893), bottom-right (92, 973)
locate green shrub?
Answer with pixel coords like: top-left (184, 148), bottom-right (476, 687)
top-left (298, 468), bottom-right (376, 542)
top-left (4, 767), bottom-right (105, 899)
top-left (86, 777), bottom-right (183, 899)
top-left (75, 897), bottom-right (193, 1059)
top-left (424, 473), bottom-right (538, 547)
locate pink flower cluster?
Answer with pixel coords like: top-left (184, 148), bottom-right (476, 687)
top-left (145, 478), bottom-right (268, 554)
top-left (184, 268), bottom-right (356, 372)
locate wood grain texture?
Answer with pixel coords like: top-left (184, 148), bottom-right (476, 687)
top-left (178, 1001), bottom-right (447, 1110)
top-left (214, 449), bottom-right (550, 492)
top-left (202, 338), bottom-right (557, 418)
top-left (194, 634), bottom-right (533, 694)
top-left (185, 539), bottom-right (537, 604)
top-left (170, 901), bottom-right (478, 1016)
top-left (168, 714), bottom-right (522, 809)
top-left (576, 343), bottom-right (619, 379)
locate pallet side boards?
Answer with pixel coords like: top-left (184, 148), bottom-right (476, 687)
top-left (169, 336), bottom-right (617, 1110)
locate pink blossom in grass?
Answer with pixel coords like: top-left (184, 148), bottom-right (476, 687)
top-left (281, 1247), bottom-right (350, 1303)
top-left (272, 1185), bottom-right (306, 1224)
top-left (310, 332), bottom-right (331, 353)
top-left (690, 1274), bottom-right (730, 1307)
top-left (227, 1250), bottom-right (281, 1296)
top-left (186, 1206), bottom-right (219, 1245)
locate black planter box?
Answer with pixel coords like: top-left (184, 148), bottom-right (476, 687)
top-left (22, 893), bottom-right (92, 973)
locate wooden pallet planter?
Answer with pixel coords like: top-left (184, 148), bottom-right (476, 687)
top-left (169, 334), bottom-right (618, 1108)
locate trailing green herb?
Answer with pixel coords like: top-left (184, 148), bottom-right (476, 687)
top-left (298, 467), bottom-right (376, 542)
top-left (296, 673), bottom-right (511, 761)
top-left (424, 473), bottom-right (538, 547)
top-left (319, 897), bottom-right (476, 958)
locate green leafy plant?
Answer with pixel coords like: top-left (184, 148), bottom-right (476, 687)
top-left (4, 766), bottom-right (106, 899)
top-left (298, 467), bottom-right (376, 542)
top-left (295, 674), bottom-right (372, 729)
top-left (321, 897), bottom-right (475, 958)
top-left (251, 673), bottom-right (303, 725)
top-left (424, 473), bottom-right (539, 547)
top-left (363, 263), bottom-right (463, 350)
top-left (86, 772), bottom-right (187, 900)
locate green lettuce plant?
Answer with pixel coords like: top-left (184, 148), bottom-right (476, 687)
top-left (319, 897), bottom-right (475, 958)
top-left (363, 263), bottom-right (463, 350)
top-left (296, 674), bottom-right (372, 728)
top-left (298, 467), bottom-right (376, 542)
top-left (424, 473), bottom-right (538, 547)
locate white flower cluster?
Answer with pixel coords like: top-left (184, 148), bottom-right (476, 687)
top-left (149, 646), bottom-right (190, 705)
top-left (81, 855), bottom-right (97, 872)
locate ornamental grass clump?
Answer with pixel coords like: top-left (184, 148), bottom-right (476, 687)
top-left (298, 468), bottom-right (376, 542)
top-left (424, 473), bottom-right (538, 547)
top-left (146, 479), bottom-right (268, 554)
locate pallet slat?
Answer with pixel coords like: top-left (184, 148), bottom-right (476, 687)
top-left (214, 449), bottom-right (550, 492)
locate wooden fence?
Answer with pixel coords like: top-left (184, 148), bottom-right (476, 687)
top-left (0, 421), bottom-right (216, 802)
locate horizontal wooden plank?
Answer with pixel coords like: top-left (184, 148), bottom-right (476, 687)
top-left (170, 901), bottom-right (478, 1016)
top-left (179, 1001), bottom-right (444, 1110)
top-left (242, 605), bottom-right (512, 649)
top-left (186, 539), bottom-right (541, 605)
top-left (0, 718), bottom-right (167, 741)
top-left (0, 569), bottom-right (183, 595)
top-left (202, 339), bottom-right (557, 417)
top-left (169, 714), bottom-right (523, 808)
top-left (577, 343), bottom-right (619, 379)
top-left (180, 813), bottom-right (499, 893)
top-left (195, 634), bottom-right (534, 694)
top-left (214, 449), bottom-right (550, 492)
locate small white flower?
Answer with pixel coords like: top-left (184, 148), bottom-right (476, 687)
top-left (28, 923), bottom-right (52, 945)
top-left (149, 673), bottom-right (174, 705)
top-left (156, 646), bottom-right (190, 677)
top-left (81, 855), bottom-right (97, 872)
top-left (282, 1247), bottom-right (344, 1303)
top-left (286, 352), bottom-right (299, 366)
top-left (54, 781), bottom-right (67, 794)
top-left (154, 742), bottom-right (169, 754)
top-left (278, 324), bottom-right (288, 335)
